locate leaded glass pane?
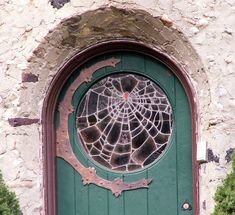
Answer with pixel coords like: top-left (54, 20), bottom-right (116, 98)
top-left (77, 73), bottom-right (173, 172)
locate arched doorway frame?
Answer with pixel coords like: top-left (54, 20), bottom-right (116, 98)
top-left (42, 40), bottom-right (199, 215)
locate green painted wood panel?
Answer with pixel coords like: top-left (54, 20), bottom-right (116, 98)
top-left (107, 173), bottom-right (124, 215)
top-left (147, 139), bottom-right (178, 215)
top-left (87, 160), bottom-right (109, 215)
top-left (57, 158), bottom-right (76, 215)
top-left (123, 172), bottom-right (148, 215)
top-left (175, 78), bottom-right (193, 215)
top-left (56, 52), bottom-right (193, 215)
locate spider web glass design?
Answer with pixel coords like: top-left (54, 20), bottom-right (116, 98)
top-left (77, 73), bottom-right (173, 172)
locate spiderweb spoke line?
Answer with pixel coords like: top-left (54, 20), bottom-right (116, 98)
top-left (129, 102), bottom-right (153, 124)
top-left (105, 105), bottom-right (123, 139)
top-left (141, 143), bottom-right (167, 165)
top-left (132, 80), bottom-right (155, 95)
top-left (110, 80), bottom-right (123, 96)
top-left (96, 93), bottom-right (100, 115)
top-left (131, 101), bottom-right (156, 106)
top-left (131, 136), bottom-right (150, 164)
top-left (125, 107), bottom-right (133, 156)
top-left (92, 89), bottom-right (117, 98)
top-left (132, 80), bottom-right (165, 98)
top-left (109, 113), bottom-right (126, 163)
top-left (78, 100), bottom-right (85, 118)
top-left (136, 88), bottom-right (165, 97)
top-left (124, 108), bottom-right (131, 137)
top-left (90, 84), bottom-right (104, 91)
top-left (131, 100), bottom-right (154, 114)
top-left (132, 81), bottom-right (148, 93)
top-left (86, 99), bottom-right (123, 121)
top-left (85, 91), bottom-right (92, 116)
top-left (97, 99), bottom-right (121, 146)
top-left (128, 102), bottom-right (154, 141)
top-left (129, 97), bottom-right (159, 137)
top-left (158, 111), bottom-right (164, 131)
top-left (127, 102), bottom-right (145, 134)
top-left (100, 110), bottom-right (123, 162)
top-left (131, 94), bottom-right (161, 103)
top-left (131, 96), bottom-right (160, 104)
top-left (118, 77), bottom-right (125, 93)
top-left (131, 91), bottom-right (160, 99)
top-left (79, 91), bottom-right (90, 117)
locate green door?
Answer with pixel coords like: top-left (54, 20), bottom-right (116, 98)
top-left (56, 52), bottom-right (193, 215)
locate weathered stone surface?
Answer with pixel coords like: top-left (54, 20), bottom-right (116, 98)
top-left (0, 1), bottom-right (235, 215)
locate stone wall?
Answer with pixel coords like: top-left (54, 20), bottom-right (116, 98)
top-left (0, 1), bottom-right (235, 214)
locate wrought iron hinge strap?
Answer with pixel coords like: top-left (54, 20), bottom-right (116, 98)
top-left (56, 58), bottom-right (152, 197)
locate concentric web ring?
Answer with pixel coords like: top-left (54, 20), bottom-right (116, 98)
top-left (77, 73), bottom-right (173, 172)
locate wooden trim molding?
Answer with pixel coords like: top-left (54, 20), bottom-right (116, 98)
top-left (42, 40), bottom-right (199, 215)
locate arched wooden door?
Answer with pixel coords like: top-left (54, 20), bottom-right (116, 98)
top-left (56, 51), bottom-right (193, 215)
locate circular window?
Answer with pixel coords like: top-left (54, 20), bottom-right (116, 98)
top-left (77, 73), bottom-right (173, 172)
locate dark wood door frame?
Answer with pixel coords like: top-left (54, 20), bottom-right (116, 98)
top-left (42, 40), bottom-right (199, 215)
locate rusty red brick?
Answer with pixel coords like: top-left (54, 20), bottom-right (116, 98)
top-left (8, 118), bottom-right (39, 127)
top-left (22, 72), bottom-right (38, 83)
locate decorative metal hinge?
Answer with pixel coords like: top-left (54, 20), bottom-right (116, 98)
top-left (56, 58), bottom-right (152, 197)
